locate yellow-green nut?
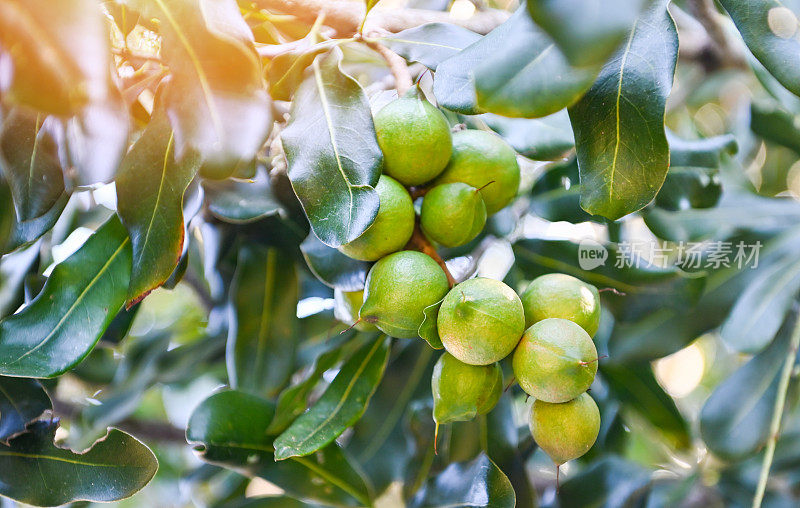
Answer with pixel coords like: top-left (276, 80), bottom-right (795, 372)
top-left (420, 182), bottom-right (487, 248)
top-left (360, 251), bottom-right (450, 339)
top-left (433, 130), bottom-right (520, 214)
top-left (529, 392), bottom-right (601, 465)
top-left (432, 352), bottom-right (502, 424)
top-left (512, 318), bottom-right (597, 403)
top-left (373, 86), bottom-right (452, 186)
top-left (520, 273), bottom-right (601, 337)
top-left (437, 277), bottom-right (525, 365)
top-left (333, 289), bottom-right (377, 332)
top-left (337, 175), bottom-right (415, 261)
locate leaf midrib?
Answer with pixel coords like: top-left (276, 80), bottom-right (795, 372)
top-left (0, 450), bottom-right (146, 468)
top-left (608, 20), bottom-right (638, 205)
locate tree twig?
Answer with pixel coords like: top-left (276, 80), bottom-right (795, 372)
top-left (249, 0), bottom-right (509, 36)
top-left (753, 312), bottom-right (800, 508)
top-left (405, 221), bottom-right (456, 287)
top-left (366, 40), bottom-right (413, 95)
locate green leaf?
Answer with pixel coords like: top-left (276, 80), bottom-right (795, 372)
top-left (273, 335), bottom-right (390, 460)
top-left (266, 348), bottom-right (342, 435)
top-left (418, 298), bottom-right (444, 349)
top-left (0, 216), bottom-right (131, 377)
top-left (0, 0), bottom-right (113, 116)
top-left (481, 110), bottom-right (574, 160)
top-left (750, 99), bottom-right (800, 154)
top-left (282, 50), bottom-right (382, 247)
top-left (204, 167), bottom-right (284, 224)
top-left (187, 390), bottom-right (372, 507)
top-left (0, 377), bottom-right (51, 442)
top-left (228, 245), bottom-right (298, 397)
top-left (721, 255), bottom-right (800, 353)
top-left (0, 109), bottom-right (66, 223)
top-left (300, 233), bottom-right (370, 291)
top-left (568, 0), bottom-right (678, 220)
top-left (527, 0), bottom-right (649, 67)
top-left (0, 420), bottom-right (157, 506)
top-left (116, 102), bottom-right (200, 306)
top-left (601, 362), bottom-right (690, 450)
top-left (700, 313), bottom-right (797, 460)
top-left (409, 452), bottom-right (515, 508)
top-left (0, 242), bottom-right (39, 318)
top-left (556, 456), bottom-right (651, 507)
top-left (719, 0), bottom-right (800, 98)
top-left (667, 131), bottom-right (738, 168)
top-left (472, 7), bottom-right (598, 118)
top-left (130, 0), bottom-right (271, 174)
top-left (654, 168), bottom-right (722, 211)
top-left (266, 34), bottom-right (334, 102)
top-left (378, 23), bottom-right (481, 70)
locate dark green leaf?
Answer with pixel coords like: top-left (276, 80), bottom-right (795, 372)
top-left (266, 348), bottom-right (342, 435)
top-left (0, 216), bottom-right (131, 377)
top-left (654, 167), bottom-right (722, 211)
top-left (700, 313), bottom-right (797, 460)
top-left (569, 1), bottom-right (678, 220)
top-left (0, 420), bottom-right (157, 506)
top-left (187, 390), bottom-right (372, 506)
top-left (531, 186), bottom-right (593, 223)
top-left (473, 7), bottom-right (598, 118)
top-left (0, 109), bottom-right (66, 223)
top-left (0, 0), bottom-right (113, 116)
top-left (300, 232), bottom-right (370, 292)
top-left (3, 192), bottom-right (69, 255)
top-left (282, 50), bottom-right (382, 247)
top-left (274, 335), bottom-right (390, 460)
top-left (721, 255), bottom-right (800, 353)
top-left (527, 0), bottom-right (649, 67)
top-left (228, 245), bottom-right (298, 397)
top-left (203, 167), bottom-right (284, 224)
top-left (0, 377), bottom-right (51, 442)
top-left (557, 456), bottom-right (652, 507)
top-left (751, 99), bottom-right (800, 154)
top-left (0, 242), bottom-right (39, 318)
top-left (481, 110), bottom-right (574, 160)
top-left (667, 131), bottom-right (738, 168)
top-left (719, 0), bottom-right (800, 98)
top-left (378, 23), bottom-right (481, 70)
top-left (116, 101), bottom-right (200, 305)
top-left (130, 0), bottom-right (271, 174)
top-left (486, 395), bottom-right (537, 508)
top-left (409, 452), bottom-right (515, 508)
top-left (602, 362), bottom-right (690, 450)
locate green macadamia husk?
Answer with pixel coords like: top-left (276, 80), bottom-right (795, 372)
top-left (529, 392), bottom-right (601, 465)
top-left (420, 182), bottom-right (487, 248)
top-left (520, 273), bottom-right (601, 337)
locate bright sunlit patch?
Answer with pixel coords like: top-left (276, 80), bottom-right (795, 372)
top-left (767, 7), bottom-right (798, 39)
top-left (450, 0), bottom-right (476, 20)
top-left (245, 477), bottom-right (283, 498)
top-left (653, 343), bottom-right (705, 398)
top-left (44, 227), bottom-right (95, 276)
top-left (296, 296), bottom-right (335, 318)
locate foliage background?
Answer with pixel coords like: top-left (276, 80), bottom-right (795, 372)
top-left (2, 0), bottom-right (800, 507)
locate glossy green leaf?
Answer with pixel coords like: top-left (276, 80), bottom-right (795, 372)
top-left (282, 50), bottom-right (381, 247)
top-left (378, 23), bottom-right (481, 70)
top-left (187, 390), bottom-right (372, 506)
top-left (300, 233), bottom-right (370, 291)
top-left (751, 99), bottom-right (800, 154)
top-left (409, 452), bottom-right (515, 508)
top-left (719, 0), bottom-right (800, 98)
top-left (485, 395), bottom-right (537, 508)
top-left (418, 298), bottom-right (444, 349)
top-left (557, 456), bottom-right (652, 507)
top-left (568, 1), bottom-right (678, 220)
top-left (0, 377), bottom-right (50, 442)
top-left (527, 0), bottom-right (649, 67)
top-left (274, 335), bottom-right (390, 460)
top-left (228, 245), bottom-right (298, 397)
top-left (0, 216), bottom-right (131, 377)
top-left (700, 314), bottom-right (797, 460)
top-left (266, 35), bottom-right (334, 102)
top-left (0, 420), bottom-right (157, 506)
top-left (0, 109), bottom-right (66, 223)
top-left (667, 131), bottom-right (738, 168)
top-left (481, 110), bottom-right (574, 160)
top-left (203, 167), bottom-right (284, 224)
top-left (721, 255), bottom-right (800, 353)
top-left (654, 168), bottom-right (722, 211)
top-left (602, 362), bottom-right (690, 450)
top-left (473, 7), bottom-right (598, 118)
top-left (0, 0), bottom-right (113, 116)
top-left (0, 242), bottom-right (39, 318)
top-left (266, 348), bottom-right (342, 435)
top-left (130, 0), bottom-right (271, 174)
top-left (116, 102), bottom-right (200, 306)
